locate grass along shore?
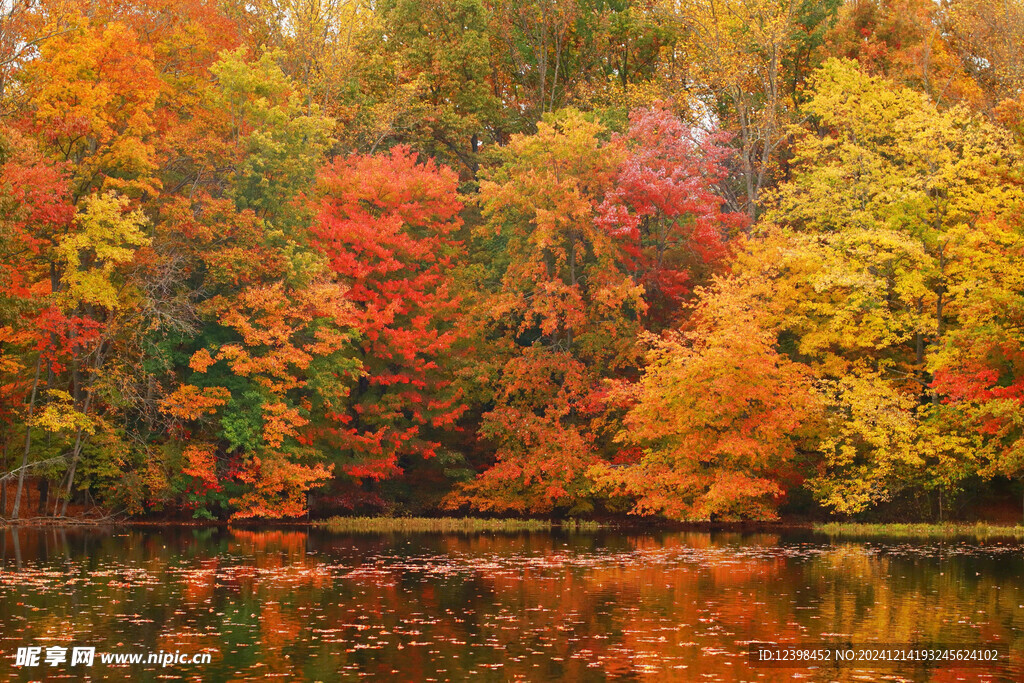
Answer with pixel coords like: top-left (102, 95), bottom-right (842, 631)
top-left (814, 522), bottom-right (1024, 539)
top-left (317, 516), bottom-right (602, 533)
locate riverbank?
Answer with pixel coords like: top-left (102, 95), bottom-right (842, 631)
top-left (5, 515), bottom-right (1024, 539)
top-left (814, 522), bottom-right (1024, 539)
top-left (316, 516), bottom-right (602, 533)
top-left (0, 515), bottom-right (608, 531)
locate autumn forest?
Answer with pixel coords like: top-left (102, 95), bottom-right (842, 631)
top-left (1, 0), bottom-right (1023, 523)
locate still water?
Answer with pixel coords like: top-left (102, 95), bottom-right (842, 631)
top-left (0, 527), bottom-right (1021, 681)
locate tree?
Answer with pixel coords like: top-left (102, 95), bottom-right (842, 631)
top-left (354, 0), bottom-right (501, 175)
top-left (161, 280), bottom-right (360, 518)
top-left (18, 16), bottom-right (162, 199)
top-left (451, 106), bottom-right (742, 513)
top-left (0, 127), bottom-right (76, 516)
top-left (944, 0), bottom-right (1024, 109)
top-left (207, 47), bottom-right (336, 222)
top-left (929, 210), bottom-right (1024, 516)
top-left (311, 146), bottom-right (468, 485)
top-left (754, 59), bottom-right (1024, 513)
top-left (824, 0), bottom-right (983, 109)
top-left (594, 274), bottom-right (822, 521)
top-left (448, 110), bottom-right (639, 513)
top-left (143, 45), bottom-right (353, 519)
top-left (662, 0), bottom-right (840, 218)
top-left (223, 0), bottom-right (366, 115)
top-left (598, 106), bottom-right (745, 327)
top-left (488, 0), bottom-right (583, 124)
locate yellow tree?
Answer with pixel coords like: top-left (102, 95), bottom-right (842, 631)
top-left (223, 0), bottom-right (369, 116)
top-left (757, 59), bottom-right (1024, 514)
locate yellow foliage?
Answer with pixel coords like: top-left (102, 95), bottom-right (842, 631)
top-left (30, 390), bottom-right (95, 435)
top-left (57, 192), bottom-right (150, 309)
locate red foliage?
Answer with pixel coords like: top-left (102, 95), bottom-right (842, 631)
top-left (933, 341), bottom-right (1024, 444)
top-left (31, 307), bottom-right (104, 374)
top-left (598, 107), bottom-right (747, 325)
top-left (311, 146), bottom-right (467, 479)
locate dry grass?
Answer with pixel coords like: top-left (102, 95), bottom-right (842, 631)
top-left (815, 522), bottom-right (1024, 539)
top-left (318, 516), bottom-right (602, 533)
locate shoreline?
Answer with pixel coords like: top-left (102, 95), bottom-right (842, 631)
top-left (2, 516), bottom-right (1023, 539)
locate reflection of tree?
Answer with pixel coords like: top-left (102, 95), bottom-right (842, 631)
top-left (0, 529), bottom-right (1021, 681)
top-left (811, 544), bottom-right (1024, 649)
top-left (229, 529), bottom-right (309, 560)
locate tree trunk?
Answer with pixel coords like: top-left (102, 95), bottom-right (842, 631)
top-left (0, 434), bottom-right (8, 516)
top-left (59, 340), bottom-right (106, 517)
top-left (37, 478), bottom-right (48, 515)
top-left (12, 357), bottom-right (42, 520)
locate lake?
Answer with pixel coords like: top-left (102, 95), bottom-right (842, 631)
top-left (0, 527), bottom-right (1020, 681)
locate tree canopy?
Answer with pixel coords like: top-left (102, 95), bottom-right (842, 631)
top-left (3, 0), bottom-right (1024, 522)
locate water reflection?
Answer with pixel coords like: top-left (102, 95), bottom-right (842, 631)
top-left (0, 527), bottom-right (1020, 681)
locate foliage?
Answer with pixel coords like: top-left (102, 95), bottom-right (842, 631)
top-left (448, 110), bottom-right (634, 514)
top-left (311, 146), bottom-right (467, 484)
top-left (3, 0), bottom-right (1024, 523)
top-left (750, 59), bottom-right (1024, 514)
top-left (598, 106), bottom-right (746, 326)
top-left (594, 275), bottom-right (821, 520)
